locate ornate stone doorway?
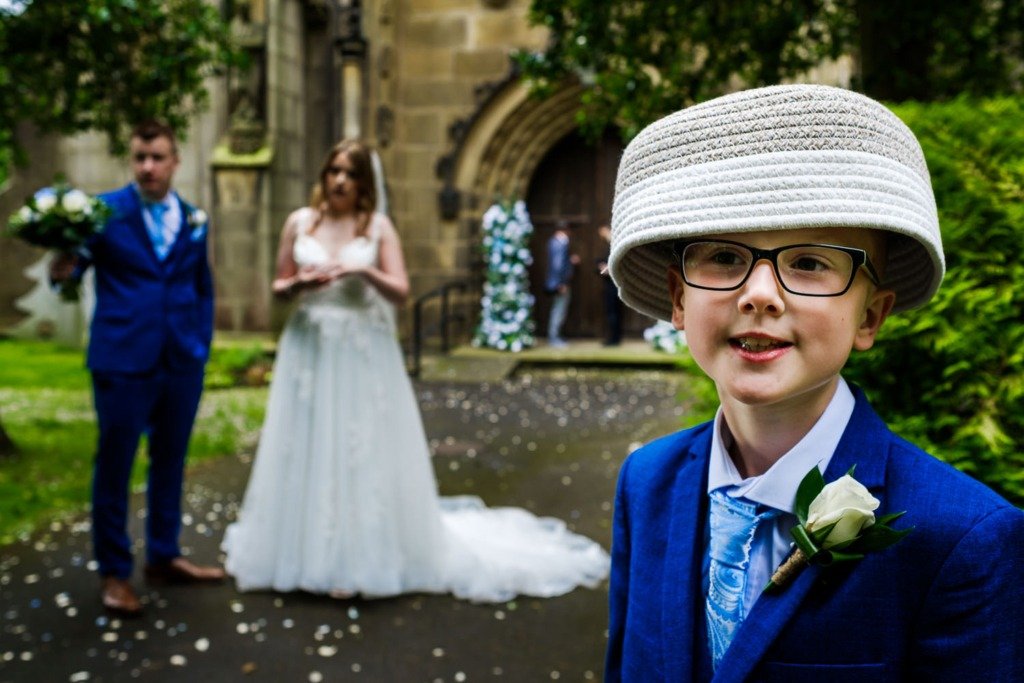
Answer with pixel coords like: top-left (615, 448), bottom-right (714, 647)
top-left (525, 131), bottom-right (652, 340)
top-left (446, 78), bottom-right (654, 341)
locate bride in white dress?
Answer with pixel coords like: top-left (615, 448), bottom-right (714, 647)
top-left (222, 140), bottom-right (609, 602)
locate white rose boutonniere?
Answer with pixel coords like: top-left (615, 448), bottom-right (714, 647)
top-left (764, 465), bottom-right (912, 592)
top-left (806, 474), bottom-right (878, 545)
top-left (188, 208), bottom-right (208, 241)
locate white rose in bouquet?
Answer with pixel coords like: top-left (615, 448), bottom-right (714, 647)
top-left (61, 189), bottom-right (91, 214)
top-left (36, 193), bottom-right (57, 212)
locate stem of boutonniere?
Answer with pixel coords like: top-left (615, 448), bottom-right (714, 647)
top-left (764, 547), bottom-right (808, 593)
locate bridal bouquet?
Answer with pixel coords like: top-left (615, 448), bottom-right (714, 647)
top-left (6, 181), bottom-right (110, 300)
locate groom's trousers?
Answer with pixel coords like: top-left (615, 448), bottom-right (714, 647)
top-left (90, 365), bottom-right (204, 578)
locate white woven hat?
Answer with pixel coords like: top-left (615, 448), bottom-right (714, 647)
top-left (609, 84), bottom-right (944, 320)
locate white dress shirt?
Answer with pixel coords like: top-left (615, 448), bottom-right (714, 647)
top-left (137, 185), bottom-right (181, 256)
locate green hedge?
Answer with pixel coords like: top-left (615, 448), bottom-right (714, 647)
top-left (845, 96), bottom-right (1024, 506)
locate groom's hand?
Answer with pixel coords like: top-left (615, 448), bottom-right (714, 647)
top-left (49, 252), bottom-right (79, 284)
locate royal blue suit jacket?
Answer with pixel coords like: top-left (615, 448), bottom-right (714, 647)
top-left (607, 387), bottom-right (1024, 682)
top-left (80, 184), bottom-right (214, 373)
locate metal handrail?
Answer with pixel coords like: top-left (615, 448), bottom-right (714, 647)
top-left (409, 280), bottom-right (469, 377)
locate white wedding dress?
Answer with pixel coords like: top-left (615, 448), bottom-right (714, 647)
top-left (222, 212), bottom-right (609, 602)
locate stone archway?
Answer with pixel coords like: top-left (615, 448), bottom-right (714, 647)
top-left (444, 80), bottom-right (610, 339)
top-left (451, 80), bottom-right (586, 208)
top-left (444, 79), bottom-right (649, 341)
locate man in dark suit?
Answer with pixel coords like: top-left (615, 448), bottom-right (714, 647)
top-left (52, 120), bottom-right (223, 616)
top-left (596, 225), bottom-right (624, 346)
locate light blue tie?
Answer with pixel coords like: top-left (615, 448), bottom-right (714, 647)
top-left (706, 490), bottom-right (779, 669)
top-left (145, 201), bottom-right (170, 260)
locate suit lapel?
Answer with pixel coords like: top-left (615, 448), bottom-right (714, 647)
top-left (821, 387), bottom-right (889, 493)
top-left (712, 387), bottom-right (892, 682)
top-left (121, 189), bottom-right (163, 269)
top-left (662, 429), bottom-right (712, 682)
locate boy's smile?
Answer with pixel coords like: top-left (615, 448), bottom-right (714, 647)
top-left (669, 227), bottom-right (895, 421)
top-left (731, 333), bottom-right (791, 359)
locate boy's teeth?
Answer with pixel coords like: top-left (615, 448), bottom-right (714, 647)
top-left (737, 338), bottom-right (781, 352)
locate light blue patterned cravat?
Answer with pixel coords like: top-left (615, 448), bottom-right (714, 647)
top-left (706, 489), bottom-right (779, 669)
top-left (144, 201), bottom-right (171, 260)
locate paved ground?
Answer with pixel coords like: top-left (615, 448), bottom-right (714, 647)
top-left (0, 366), bottom-right (692, 682)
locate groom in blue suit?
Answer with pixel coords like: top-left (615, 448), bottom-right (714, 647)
top-left (604, 86), bottom-right (1024, 681)
top-left (53, 120), bottom-right (224, 615)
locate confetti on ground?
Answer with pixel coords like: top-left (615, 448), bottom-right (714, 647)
top-left (0, 369), bottom-right (685, 680)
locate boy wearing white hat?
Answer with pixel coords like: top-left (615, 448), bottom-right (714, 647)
top-left (605, 85), bottom-right (1023, 682)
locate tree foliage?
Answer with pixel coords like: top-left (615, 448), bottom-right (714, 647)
top-left (845, 96), bottom-right (1024, 506)
top-left (0, 417), bottom-right (13, 457)
top-left (518, 0), bottom-right (1024, 140)
top-left (0, 0), bottom-right (240, 446)
top-left (856, 1), bottom-right (1024, 101)
top-left (0, 0), bottom-right (240, 162)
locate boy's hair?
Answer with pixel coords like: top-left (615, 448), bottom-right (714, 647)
top-left (130, 120), bottom-right (178, 153)
top-left (608, 84), bottom-right (944, 321)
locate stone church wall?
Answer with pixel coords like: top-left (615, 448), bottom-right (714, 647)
top-left (378, 0), bottom-right (546, 300)
top-left (0, 0), bottom-right (851, 341)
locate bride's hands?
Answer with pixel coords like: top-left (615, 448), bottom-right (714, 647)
top-left (274, 264), bottom-right (337, 296)
top-left (296, 264), bottom-right (336, 286)
top-left (284, 263), bottom-right (367, 295)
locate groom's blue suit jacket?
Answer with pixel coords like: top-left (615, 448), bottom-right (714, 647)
top-left (82, 184), bottom-right (213, 373)
top-left (606, 387), bottom-right (1024, 682)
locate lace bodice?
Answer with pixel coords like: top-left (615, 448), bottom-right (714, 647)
top-left (292, 224), bottom-right (378, 271)
top-left (291, 210), bottom-right (383, 310)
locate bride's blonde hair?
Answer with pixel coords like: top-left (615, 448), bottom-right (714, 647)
top-left (308, 139), bottom-right (378, 237)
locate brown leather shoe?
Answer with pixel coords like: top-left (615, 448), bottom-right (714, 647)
top-left (144, 556), bottom-right (226, 584)
top-left (101, 576), bottom-right (143, 617)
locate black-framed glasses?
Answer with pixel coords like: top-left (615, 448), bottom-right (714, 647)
top-left (673, 239), bottom-right (881, 297)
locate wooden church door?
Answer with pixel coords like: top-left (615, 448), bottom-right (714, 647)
top-left (526, 131), bottom-right (652, 340)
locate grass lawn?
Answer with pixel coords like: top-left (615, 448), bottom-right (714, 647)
top-left (0, 338), bottom-right (267, 544)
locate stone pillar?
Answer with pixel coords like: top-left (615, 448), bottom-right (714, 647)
top-left (210, 146), bottom-right (274, 330)
top-left (228, 0), bottom-right (269, 154)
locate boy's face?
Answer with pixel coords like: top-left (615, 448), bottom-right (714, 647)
top-left (667, 227), bottom-right (895, 413)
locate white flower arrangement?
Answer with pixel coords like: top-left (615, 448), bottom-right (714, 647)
top-left (643, 319), bottom-right (687, 353)
top-left (7, 184), bottom-right (109, 251)
top-left (6, 180), bottom-right (111, 300)
top-left (472, 199), bottom-right (536, 351)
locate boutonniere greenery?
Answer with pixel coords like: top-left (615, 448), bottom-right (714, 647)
top-left (764, 465), bottom-right (912, 592)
